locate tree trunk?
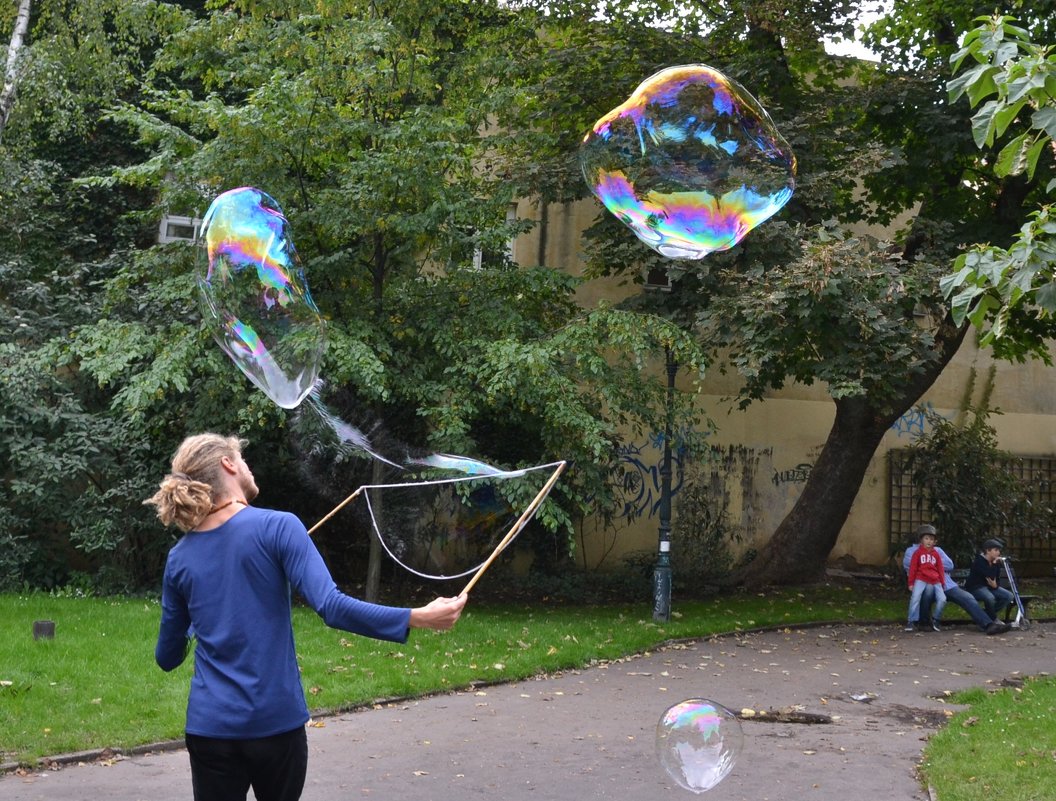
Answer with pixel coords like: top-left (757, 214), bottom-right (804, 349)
top-left (363, 235), bottom-right (388, 602)
top-left (0, 0), bottom-right (31, 144)
top-left (733, 396), bottom-right (895, 584)
top-left (364, 457), bottom-right (385, 602)
top-left (733, 317), bottom-right (969, 586)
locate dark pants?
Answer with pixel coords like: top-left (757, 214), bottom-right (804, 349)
top-left (186, 726), bottom-right (308, 801)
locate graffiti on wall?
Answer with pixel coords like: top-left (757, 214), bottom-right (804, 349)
top-left (890, 402), bottom-right (939, 438)
top-left (615, 432), bottom-right (687, 520)
top-left (772, 462), bottom-right (813, 486)
top-left (681, 444), bottom-right (771, 549)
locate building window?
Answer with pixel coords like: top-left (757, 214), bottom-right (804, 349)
top-left (158, 214), bottom-right (203, 244)
top-left (644, 266), bottom-right (672, 291)
top-left (471, 203), bottom-right (519, 269)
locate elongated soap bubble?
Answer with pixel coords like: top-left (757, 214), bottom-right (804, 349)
top-left (656, 699), bottom-right (742, 793)
top-left (197, 187), bottom-right (326, 408)
top-left (297, 383), bottom-right (402, 469)
top-left (410, 453), bottom-right (527, 478)
top-left (581, 65), bottom-right (796, 260)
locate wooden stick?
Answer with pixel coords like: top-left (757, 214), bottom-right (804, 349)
top-left (460, 461), bottom-right (567, 595)
top-left (307, 487), bottom-right (364, 536)
top-left (737, 709), bottom-right (832, 725)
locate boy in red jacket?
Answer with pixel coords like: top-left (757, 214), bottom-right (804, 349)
top-left (906, 526), bottom-right (947, 632)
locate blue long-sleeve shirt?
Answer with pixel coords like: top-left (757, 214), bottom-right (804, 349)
top-left (156, 506), bottom-right (411, 738)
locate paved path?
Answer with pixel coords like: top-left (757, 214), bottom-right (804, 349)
top-left (3, 622), bottom-right (1052, 801)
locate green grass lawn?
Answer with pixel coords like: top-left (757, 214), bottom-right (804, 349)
top-left (0, 595), bottom-right (190, 761)
top-left (1, 581), bottom-right (1053, 798)
top-left (920, 677), bottom-right (1056, 800)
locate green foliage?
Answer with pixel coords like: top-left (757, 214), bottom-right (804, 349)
top-left (0, 155), bottom-right (171, 591)
top-left (948, 16), bottom-right (1054, 170)
top-left (669, 461), bottom-right (739, 586)
top-left (942, 14), bottom-right (1056, 361)
top-left (0, 528), bottom-right (36, 592)
top-left (701, 224), bottom-right (949, 410)
top-left (0, 2), bottom-right (197, 591)
top-left (0, 333), bottom-right (176, 589)
top-left (523, 1), bottom-right (1051, 583)
top-left (8, 0), bottom-right (1056, 592)
top-left (2, 0), bottom-right (187, 146)
top-left (1, 0), bottom-right (715, 592)
top-left (902, 406), bottom-right (1037, 564)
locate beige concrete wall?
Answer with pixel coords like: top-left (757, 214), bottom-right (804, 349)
top-left (511, 199), bottom-right (1056, 571)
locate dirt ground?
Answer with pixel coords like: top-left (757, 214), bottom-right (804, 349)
top-left (3, 619), bottom-right (1052, 801)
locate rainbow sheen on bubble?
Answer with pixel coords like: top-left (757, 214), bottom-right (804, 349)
top-left (198, 187), bottom-right (326, 409)
top-left (656, 699), bottom-right (742, 793)
top-left (581, 65), bottom-right (796, 260)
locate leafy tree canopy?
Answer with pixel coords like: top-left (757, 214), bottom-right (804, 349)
top-left (941, 14), bottom-right (1056, 363)
top-left (1, 0), bottom-right (709, 592)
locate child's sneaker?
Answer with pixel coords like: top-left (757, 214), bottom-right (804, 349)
top-left (904, 623), bottom-right (915, 632)
top-left (931, 622), bottom-right (942, 632)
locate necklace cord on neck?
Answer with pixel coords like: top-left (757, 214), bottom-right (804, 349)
top-left (208, 498), bottom-right (248, 516)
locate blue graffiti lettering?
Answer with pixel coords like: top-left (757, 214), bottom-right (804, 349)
top-left (891, 403), bottom-right (939, 437)
top-left (615, 435), bottom-right (686, 519)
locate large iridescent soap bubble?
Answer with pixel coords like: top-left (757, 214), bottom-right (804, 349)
top-left (656, 699), bottom-right (742, 793)
top-left (197, 187), bottom-right (326, 409)
top-left (580, 65), bottom-right (796, 260)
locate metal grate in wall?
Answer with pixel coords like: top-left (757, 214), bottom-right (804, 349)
top-left (888, 449), bottom-right (1056, 576)
top-left (888, 449), bottom-right (927, 551)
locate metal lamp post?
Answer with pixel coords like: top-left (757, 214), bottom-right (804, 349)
top-left (652, 348), bottom-right (677, 622)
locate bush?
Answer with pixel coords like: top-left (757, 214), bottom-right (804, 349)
top-left (903, 406), bottom-right (1038, 566)
top-left (669, 462), bottom-right (740, 591)
top-left (0, 527), bottom-right (35, 591)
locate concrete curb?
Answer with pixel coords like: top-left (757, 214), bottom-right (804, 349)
top-left (1, 738), bottom-right (185, 774)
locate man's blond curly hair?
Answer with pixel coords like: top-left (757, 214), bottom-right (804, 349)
top-left (144, 434), bottom-right (245, 532)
